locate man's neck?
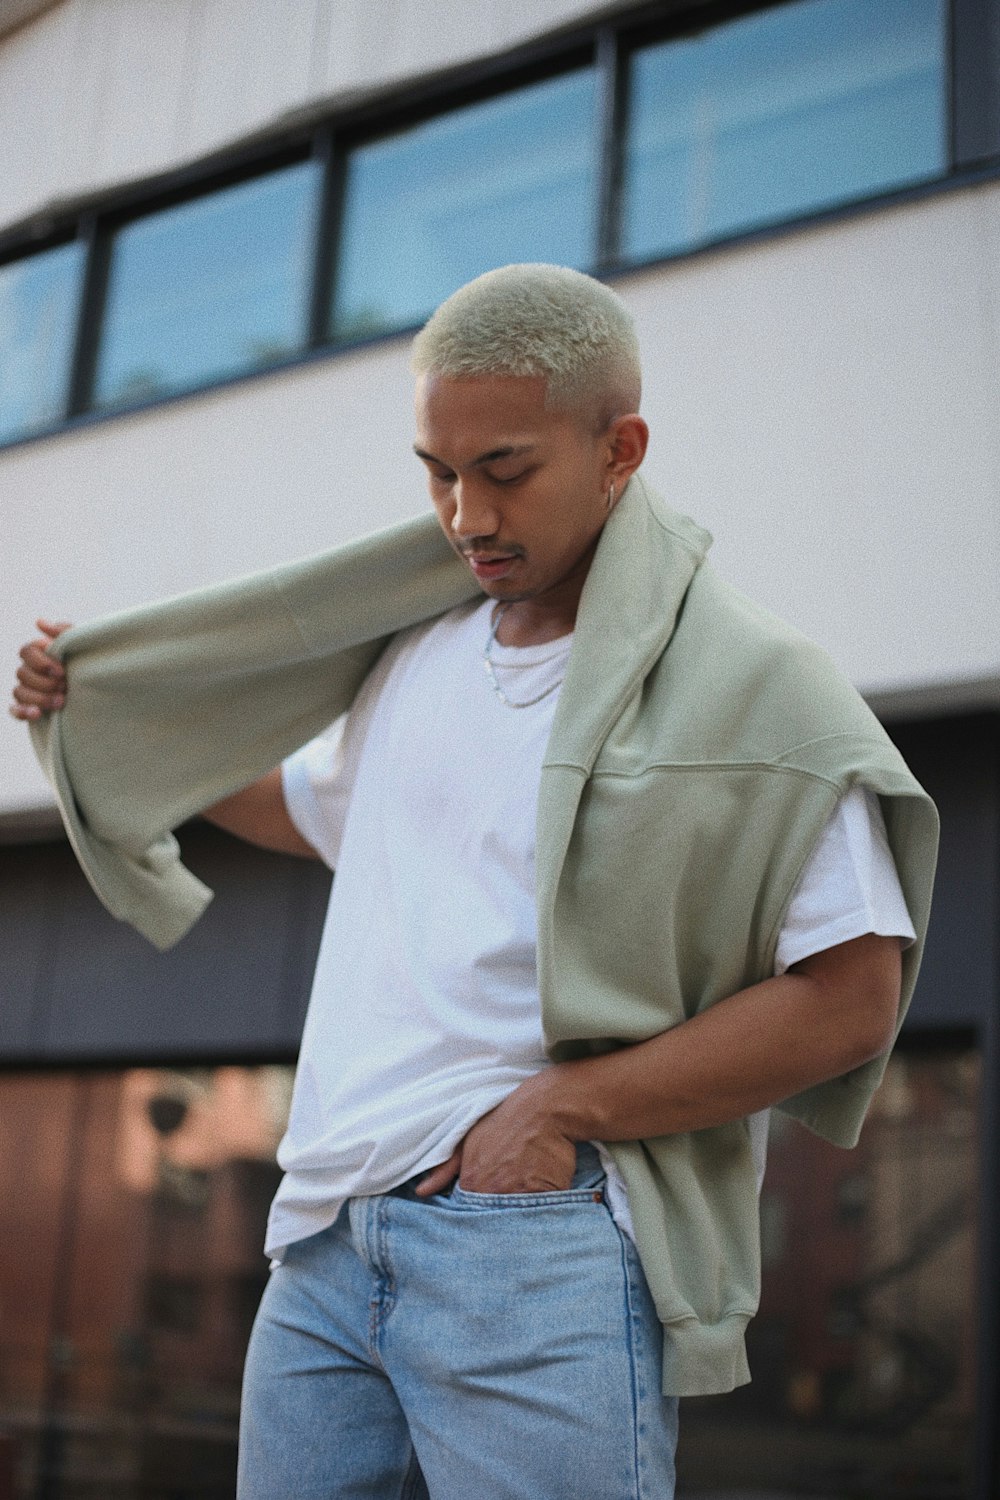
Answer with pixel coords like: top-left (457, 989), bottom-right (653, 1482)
top-left (493, 599), bottom-right (576, 647)
top-left (491, 542), bottom-right (596, 646)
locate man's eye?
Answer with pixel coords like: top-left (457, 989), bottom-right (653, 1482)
top-left (490, 470), bottom-right (529, 486)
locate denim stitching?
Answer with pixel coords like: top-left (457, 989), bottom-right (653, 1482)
top-left (449, 1184), bottom-right (603, 1209)
top-left (369, 1196), bottom-right (397, 1367)
top-left (614, 1221), bottom-right (645, 1500)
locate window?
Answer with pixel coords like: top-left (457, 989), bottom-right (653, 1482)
top-left (91, 160), bottom-right (321, 411)
top-left (0, 1066), bottom-right (294, 1499)
top-left (682, 1049), bottom-right (979, 1499)
top-left (622, 0), bottom-right (948, 263)
top-left (331, 66), bottom-right (598, 342)
top-left (0, 0), bottom-right (965, 445)
top-left (0, 241), bottom-right (84, 444)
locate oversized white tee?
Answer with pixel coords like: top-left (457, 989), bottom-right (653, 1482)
top-left (266, 599), bottom-right (914, 1259)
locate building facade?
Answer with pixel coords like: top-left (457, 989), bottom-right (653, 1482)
top-left (0, 1), bottom-right (998, 1496)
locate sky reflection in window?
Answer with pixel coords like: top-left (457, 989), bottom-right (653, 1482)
top-left (93, 161), bottom-right (320, 410)
top-left (623, 0), bottom-right (947, 262)
top-left (0, 243), bottom-right (84, 443)
top-left (332, 68), bottom-right (598, 342)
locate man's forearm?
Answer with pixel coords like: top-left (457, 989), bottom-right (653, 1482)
top-left (528, 932), bottom-right (901, 1143)
top-left (417, 933), bottom-right (902, 1196)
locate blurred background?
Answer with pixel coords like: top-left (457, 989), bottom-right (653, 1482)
top-left (0, 1), bottom-right (997, 1496)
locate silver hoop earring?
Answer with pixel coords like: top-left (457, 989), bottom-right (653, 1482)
top-left (606, 482), bottom-right (616, 512)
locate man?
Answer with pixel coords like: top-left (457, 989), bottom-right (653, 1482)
top-left (12, 264), bottom-right (935, 1499)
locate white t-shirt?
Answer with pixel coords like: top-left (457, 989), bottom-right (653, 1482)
top-left (266, 599), bottom-right (914, 1259)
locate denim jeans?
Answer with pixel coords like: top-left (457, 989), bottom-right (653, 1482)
top-left (238, 1145), bottom-right (678, 1499)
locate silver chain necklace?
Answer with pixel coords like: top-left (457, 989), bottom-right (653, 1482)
top-left (482, 604), bottom-right (566, 710)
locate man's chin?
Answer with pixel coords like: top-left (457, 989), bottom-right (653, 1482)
top-left (473, 577), bottom-right (532, 602)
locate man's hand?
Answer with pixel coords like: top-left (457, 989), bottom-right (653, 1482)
top-left (415, 1075), bottom-right (578, 1197)
top-left (9, 617), bottom-right (317, 860)
top-left (10, 619), bottom-right (71, 720)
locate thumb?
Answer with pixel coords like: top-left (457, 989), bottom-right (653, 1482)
top-left (37, 620), bottom-right (72, 642)
top-left (415, 1148), bottom-right (462, 1197)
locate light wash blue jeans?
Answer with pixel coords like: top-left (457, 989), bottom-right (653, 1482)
top-left (238, 1146), bottom-right (678, 1499)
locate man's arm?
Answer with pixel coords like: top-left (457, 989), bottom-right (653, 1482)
top-left (203, 767), bottom-right (318, 857)
top-left (10, 620), bottom-right (318, 859)
top-left (416, 931), bottom-right (901, 1195)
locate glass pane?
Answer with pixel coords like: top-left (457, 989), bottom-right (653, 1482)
top-left (0, 1066), bottom-right (293, 1499)
top-left (332, 68), bottom-right (598, 341)
top-left (92, 162), bottom-right (320, 410)
top-left (623, 0), bottom-right (947, 262)
top-left (0, 242), bottom-right (84, 444)
top-left (678, 1049), bottom-right (979, 1498)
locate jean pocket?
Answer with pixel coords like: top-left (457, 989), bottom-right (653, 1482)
top-left (449, 1178), bottom-right (606, 1209)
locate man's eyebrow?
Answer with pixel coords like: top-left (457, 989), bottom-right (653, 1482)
top-left (412, 443), bottom-right (536, 467)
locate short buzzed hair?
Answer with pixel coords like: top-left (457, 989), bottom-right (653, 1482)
top-left (411, 263), bottom-right (641, 425)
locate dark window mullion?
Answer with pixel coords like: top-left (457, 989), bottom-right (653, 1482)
top-left (594, 25), bottom-right (628, 273)
top-left (66, 214), bottom-right (112, 419)
top-left (322, 139), bottom-right (350, 344)
top-left (307, 124), bottom-right (341, 348)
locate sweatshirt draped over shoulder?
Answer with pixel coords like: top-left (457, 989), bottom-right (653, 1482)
top-left (30, 474), bottom-right (938, 1397)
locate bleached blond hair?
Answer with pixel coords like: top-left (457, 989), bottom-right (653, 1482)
top-left (411, 263), bottom-right (641, 425)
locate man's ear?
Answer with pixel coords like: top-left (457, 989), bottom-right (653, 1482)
top-left (607, 414), bottom-right (649, 491)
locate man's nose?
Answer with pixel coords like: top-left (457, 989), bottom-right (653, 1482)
top-left (451, 480), bottom-right (499, 540)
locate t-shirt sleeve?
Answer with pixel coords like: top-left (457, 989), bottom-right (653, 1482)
top-left (773, 785), bottom-right (916, 976)
top-left (280, 633), bottom-right (407, 868)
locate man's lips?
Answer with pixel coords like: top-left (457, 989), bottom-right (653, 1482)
top-left (463, 551), bottom-right (522, 580)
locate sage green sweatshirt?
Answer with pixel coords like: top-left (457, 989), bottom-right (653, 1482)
top-left (30, 474), bottom-right (938, 1395)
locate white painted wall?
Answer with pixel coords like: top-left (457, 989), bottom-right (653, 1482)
top-left (0, 0), bottom-right (619, 232)
top-left (3, 179), bottom-right (998, 820)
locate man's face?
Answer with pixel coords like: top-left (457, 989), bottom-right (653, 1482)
top-left (414, 373), bottom-right (612, 607)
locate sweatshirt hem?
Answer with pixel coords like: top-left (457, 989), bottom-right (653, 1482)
top-left (659, 1312), bottom-right (754, 1397)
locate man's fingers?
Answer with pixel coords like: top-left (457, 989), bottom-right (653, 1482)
top-left (9, 685), bottom-right (66, 720)
top-left (20, 640), bottom-right (67, 678)
top-left (414, 1149), bottom-right (462, 1197)
top-left (15, 654), bottom-right (66, 699)
top-left (11, 680), bottom-right (65, 712)
top-left (10, 624), bottom-right (71, 720)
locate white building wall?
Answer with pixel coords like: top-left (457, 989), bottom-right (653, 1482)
top-left (1, 0), bottom-right (620, 230)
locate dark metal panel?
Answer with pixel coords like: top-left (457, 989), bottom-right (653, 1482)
top-left (888, 713), bottom-right (1000, 1030)
top-left (0, 842), bottom-right (65, 1051)
top-left (952, 0), bottom-right (1000, 167)
top-left (0, 826), bottom-right (330, 1065)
